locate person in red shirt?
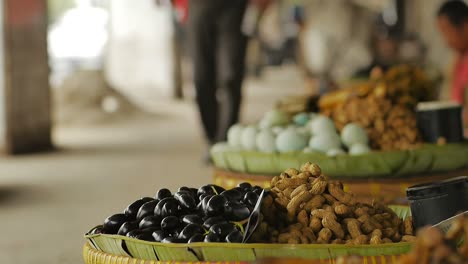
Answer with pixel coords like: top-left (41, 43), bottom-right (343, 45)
top-left (437, 0), bottom-right (468, 127)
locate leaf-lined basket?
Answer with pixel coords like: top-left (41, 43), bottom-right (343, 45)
top-left (84, 206), bottom-right (412, 262)
top-left (211, 143), bottom-right (468, 178)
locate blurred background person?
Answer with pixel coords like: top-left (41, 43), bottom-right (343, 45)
top-left (354, 31), bottom-right (399, 79)
top-left (188, 0), bottom-right (271, 162)
top-left (437, 0), bottom-right (468, 127)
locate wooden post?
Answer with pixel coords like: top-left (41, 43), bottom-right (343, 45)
top-left (1, 0), bottom-right (52, 154)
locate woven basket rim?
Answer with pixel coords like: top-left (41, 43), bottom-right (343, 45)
top-left (86, 232), bottom-right (412, 249)
top-left (83, 242), bottom-right (253, 264)
top-left (84, 242), bottom-right (407, 264)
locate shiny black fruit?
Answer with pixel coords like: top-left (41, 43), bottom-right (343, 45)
top-left (200, 195), bottom-right (213, 211)
top-left (197, 184), bottom-right (225, 197)
top-left (189, 188), bottom-right (199, 198)
top-left (204, 232), bottom-right (220, 242)
top-left (188, 233), bottom-right (205, 243)
top-left (203, 216), bottom-right (227, 229)
top-left (199, 193), bottom-right (211, 201)
top-left (118, 221), bottom-right (139, 236)
top-left (225, 202), bottom-right (251, 221)
top-left (126, 230), bottom-right (143, 238)
top-left (182, 214), bottom-right (203, 226)
top-left (178, 186), bottom-right (192, 193)
top-left (139, 215), bottom-right (161, 229)
top-left (162, 237), bottom-right (186, 243)
top-left (89, 226), bottom-right (105, 235)
top-left (141, 227), bottom-right (160, 233)
top-left (161, 200), bottom-right (180, 217)
top-left (136, 200), bottom-right (158, 220)
top-left (135, 232), bottom-right (155, 241)
top-left (213, 185), bottom-right (225, 194)
top-left (154, 197), bottom-right (178, 217)
top-left (124, 198), bottom-right (154, 219)
top-left (243, 191), bottom-right (259, 208)
top-left (220, 189), bottom-right (244, 202)
top-left (231, 187), bottom-right (245, 193)
top-left (206, 195), bottom-right (227, 216)
top-left (161, 216), bottom-right (180, 232)
top-left (174, 192), bottom-right (197, 210)
top-left (142, 197), bottom-right (156, 202)
top-left (252, 186), bottom-right (263, 196)
top-left (225, 230), bottom-right (243, 243)
top-left (178, 224), bottom-right (205, 240)
top-left (237, 182), bottom-right (252, 191)
top-left (156, 188), bottom-right (172, 200)
top-left (104, 214), bottom-right (128, 234)
top-left (152, 230), bottom-right (167, 242)
top-left (209, 223), bottom-right (236, 238)
top-left (197, 185), bottom-right (216, 197)
top-left (224, 201), bottom-right (238, 220)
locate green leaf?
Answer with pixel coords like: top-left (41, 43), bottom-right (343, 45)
top-left (153, 244), bottom-right (199, 261)
top-left (342, 243), bottom-right (411, 256)
top-left (224, 151), bottom-right (247, 172)
top-left (86, 238), bottom-right (100, 251)
top-left (334, 153), bottom-right (391, 178)
top-left (243, 151), bottom-right (278, 175)
top-left (124, 237), bottom-right (158, 260)
top-left (211, 151), bottom-right (229, 169)
top-left (196, 244), bottom-right (256, 261)
top-left (210, 143), bottom-right (468, 178)
top-left (254, 244), bottom-right (331, 259)
top-left (253, 243), bottom-right (411, 260)
top-left (90, 235), bottom-right (130, 257)
top-left (395, 148), bottom-right (433, 176)
top-left (379, 150), bottom-right (409, 175)
top-left (424, 143), bottom-right (468, 172)
top-left (389, 205), bottom-right (412, 219)
top-left (275, 152), bottom-right (303, 172)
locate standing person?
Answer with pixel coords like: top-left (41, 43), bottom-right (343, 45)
top-left (437, 0), bottom-right (468, 128)
top-left (188, 0), bottom-right (271, 162)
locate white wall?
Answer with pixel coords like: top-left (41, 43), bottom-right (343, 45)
top-left (301, 1), bottom-right (373, 80)
top-left (105, 0), bottom-right (175, 110)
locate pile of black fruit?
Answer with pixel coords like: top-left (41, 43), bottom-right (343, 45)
top-left (88, 183), bottom-right (263, 243)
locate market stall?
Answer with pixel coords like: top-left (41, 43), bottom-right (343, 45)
top-left (211, 65), bottom-right (468, 203)
top-left (82, 161), bottom-right (467, 264)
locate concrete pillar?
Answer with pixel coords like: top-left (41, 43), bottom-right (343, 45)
top-left (1, 0), bottom-right (52, 154)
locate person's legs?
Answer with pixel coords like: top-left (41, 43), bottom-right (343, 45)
top-left (188, 1), bottom-right (218, 144)
top-left (216, 0), bottom-right (248, 142)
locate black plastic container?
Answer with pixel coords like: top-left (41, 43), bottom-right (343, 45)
top-left (406, 176), bottom-right (468, 229)
top-left (416, 101), bottom-right (464, 143)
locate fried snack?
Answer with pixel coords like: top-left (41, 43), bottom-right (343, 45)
top-left (321, 65), bottom-right (433, 151)
top-left (398, 215), bottom-right (468, 264)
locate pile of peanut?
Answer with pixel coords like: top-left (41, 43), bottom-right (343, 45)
top-left (251, 162), bottom-right (415, 244)
top-left (398, 215), bottom-right (468, 264)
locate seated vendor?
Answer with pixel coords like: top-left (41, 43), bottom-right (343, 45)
top-left (437, 1), bottom-right (468, 128)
